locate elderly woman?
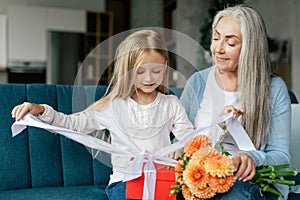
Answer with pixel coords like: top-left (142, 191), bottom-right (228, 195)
top-left (180, 5), bottom-right (291, 200)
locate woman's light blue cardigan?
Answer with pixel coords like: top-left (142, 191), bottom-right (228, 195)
top-left (180, 67), bottom-right (292, 200)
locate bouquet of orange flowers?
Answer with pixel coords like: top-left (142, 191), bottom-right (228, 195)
top-left (170, 135), bottom-right (235, 199)
top-left (170, 135), bottom-right (297, 199)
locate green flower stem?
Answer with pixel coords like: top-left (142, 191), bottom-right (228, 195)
top-left (260, 171), bottom-right (297, 179)
top-left (170, 184), bottom-right (182, 195)
top-left (273, 171), bottom-right (298, 177)
top-left (272, 164), bottom-right (291, 170)
top-left (261, 184), bottom-right (282, 196)
top-left (260, 173), bottom-right (276, 179)
top-left (257, 164), bottom-right (291, 173)
top-left (260, 178), bottom-right (295, 186)
top-left (253, 164), bottom-right (297, 196)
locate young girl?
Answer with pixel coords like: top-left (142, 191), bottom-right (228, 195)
top-left (11, 29), bottom-right (195, 200)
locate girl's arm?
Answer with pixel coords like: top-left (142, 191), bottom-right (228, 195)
top-left (170, 96), bottom-right (195, 141)
top-left (12, 102), bottom-right (109, 134)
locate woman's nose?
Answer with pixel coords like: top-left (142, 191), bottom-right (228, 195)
top-left (214, 41), bottom-right (225, 53)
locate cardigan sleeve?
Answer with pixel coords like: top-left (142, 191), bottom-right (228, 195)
top-left (180, 67), bottom-right (211, 124)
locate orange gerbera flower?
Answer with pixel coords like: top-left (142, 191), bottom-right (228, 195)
top-left (204, 154), bottom-right (234, 177)
top-left (191, 147), bottom-right (218, 165)
top-left (192, 185), bottom-right (216, 199)
top-left (183, 162), bottom-right (208, 189)
top-left (185, 135), bottom-right (212, 157)
top-left (175, 159), bottom-right (184, 184)
top-left (181, 185), bottom-right (196, 200)
top-left (208, 175), bottom-right (235, 193)
top-left (171, 136), bottom-right (237, 199)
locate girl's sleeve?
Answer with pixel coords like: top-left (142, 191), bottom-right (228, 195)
top-left (171, 96), bottom-right (195, 141)
top-left (38, 104), bottom-right (110, 134)
top-left (246, 77), bottom-right (291, 166)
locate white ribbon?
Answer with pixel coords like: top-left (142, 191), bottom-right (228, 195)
top-left (11, 113), bottom-right (255, 199)
top-left (225, 117), bottom-right (256, 151)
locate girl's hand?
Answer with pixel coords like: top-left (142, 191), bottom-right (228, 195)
top-left (224, 105), bottom-right (244, 119)
top-left (11, 102), bottom-right (45, 121)
top-left (232, 152), bottom-right (256, 181)
top-left (168, 148), bottom-right (184, 160)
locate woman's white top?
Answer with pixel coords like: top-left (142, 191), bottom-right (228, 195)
top-left (194, 67), bottom-right (241, 155)
top-left (38, 92), bottom-right (194, 184)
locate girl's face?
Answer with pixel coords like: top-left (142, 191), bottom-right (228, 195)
top-left (210, 16), bottom-right (242, 73)
top-left (134, 50), bottom-right (167, 95)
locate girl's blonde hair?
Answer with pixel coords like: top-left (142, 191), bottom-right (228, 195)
top-left (212, 5), bottom-right (272, 149)
top-left (86, 29), bottom-right (169, 111)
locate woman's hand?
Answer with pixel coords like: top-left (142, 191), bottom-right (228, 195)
top-left (219, 105), bottom-right (245, 130)
top-left (233, 152), bottom-right (256, 181)
top-left (224, 105), bottom-right (244, 119)
top-left (11, 102), bottom-right (45, 121)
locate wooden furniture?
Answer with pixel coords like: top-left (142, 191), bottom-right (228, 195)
top-left (83, 11), bottom-right (113, 85)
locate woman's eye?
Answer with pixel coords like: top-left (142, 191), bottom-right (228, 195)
top-left (227, 39), bottom-right (238, 47)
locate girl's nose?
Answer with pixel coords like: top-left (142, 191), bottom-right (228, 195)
top-left (145, 71), bottom-right (152, 82)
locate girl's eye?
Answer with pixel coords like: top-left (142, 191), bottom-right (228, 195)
top-left (228, 43), bottom-right (235, 47)
top-left (137, 69), bottom-right (144, 74)
top-left (153, 65), bottom-right (165, 73)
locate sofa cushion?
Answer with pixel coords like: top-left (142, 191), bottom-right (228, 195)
top-left (0, 185), bottom-right (108, 200)
top-left (0, 84), bottom-right (31, 190)
top-left (26, 84), bottom-right (63, 188)
top-left (56, 85), bottom-right (95, 186)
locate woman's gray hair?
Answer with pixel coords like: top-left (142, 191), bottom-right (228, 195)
top-left (212, 5), bottom-right (272, 149)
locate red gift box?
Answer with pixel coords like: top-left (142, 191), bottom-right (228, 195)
top-left (126, 164), bottom-right (177, 200)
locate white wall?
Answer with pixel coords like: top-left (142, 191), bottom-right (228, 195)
top-left (8, 5), bottom-right (47, 62)
top-left (0, 0), bottom-right (105, 14)
top-left (0, 15), bottom-right (6, 66)
top-left (0, 15), bottom-right (6, 82)
top-left (46, 7), bottom-right (86, 33)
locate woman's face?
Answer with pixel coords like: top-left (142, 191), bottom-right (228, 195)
top-left (134, 50), bottom-right (166, 94)
top-left (210, 16), bottom-right (242, 73)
